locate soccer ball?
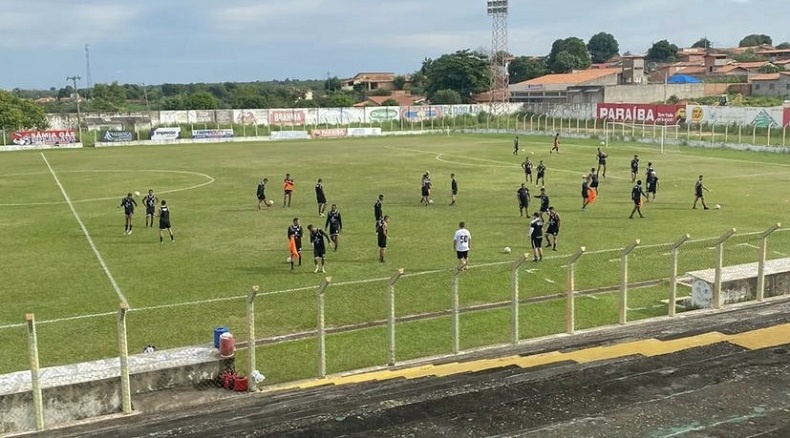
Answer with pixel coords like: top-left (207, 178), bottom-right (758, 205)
top-left (268, 200), bottom-right (274, 205)
top-left (134, 191), bottom-right (140, 197)
top-left (428, 199), bottom-right (434, 204)
top-left (286, 257), bottom-right (292, 263)
top-left (600, 141), bottom-right (605, 146)
top-left (715, 204), bottom-right (721, 209)
top-left (531, 151), bottom-right (535, 155)
top-left (503, 246), bottom-right (512, 254)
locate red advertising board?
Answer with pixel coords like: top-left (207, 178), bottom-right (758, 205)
top-left (784, 107), bottom-right (790, 127)
top-left (596, 103), bottom-right (685, 124)
top-left (12, 130), bottom-right (77, 145)
top-left (311, 128), bottom-right (347, 139)
top-left (269, 110), bottom-right (306, 125)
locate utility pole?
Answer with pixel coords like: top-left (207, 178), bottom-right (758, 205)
top-left (66, 75), bottom-right (82, 134)
top-left (141, 83), bottom-right (151, 114)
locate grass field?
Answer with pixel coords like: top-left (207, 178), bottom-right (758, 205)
top-left (1, 133), bottom-right (790, 382)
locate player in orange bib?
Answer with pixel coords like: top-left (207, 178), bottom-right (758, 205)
top-left (283, 173), bottom-right (295, 207)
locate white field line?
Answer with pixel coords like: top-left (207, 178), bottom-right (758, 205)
top-left (0, 229), bottom-right (780, 330)
top-left (737, 243), bottom-right (760, 249)
top-left (40, 153), bottom-right (129, 306)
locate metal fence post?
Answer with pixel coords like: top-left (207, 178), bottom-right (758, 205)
top-left (25, 313), bottom-right (45, 431)
top-left (316, 277), bottom-right (331, 378)
top-left (714, 229), bottom-right (737, 309)
top-left (620, 240), bottom-right (640, 324)
top-left (510, 254), bottom-right (529, 345)
top-left (117, 303), bottom-right (132, 414)
top-left (757, 224), bottom-right (781, 302)
top-left (246, 285), bottom-right (259, 391)
top-left (669, 234), bottom-right (691, 317)
top-left (387, 269), bottom-right (404, 366)
top-left (451, 266), bottom-right (462, 355)
top-left (566, 247), bottom-right (586, 334)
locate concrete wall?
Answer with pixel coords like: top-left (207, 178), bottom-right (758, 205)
top-left (604, 84), bottom-right (706, 103)
top-left (752, 76), bottom-right (790, 97)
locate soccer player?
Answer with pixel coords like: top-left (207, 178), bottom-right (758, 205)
top-left (550, 133), bottom-right (560, 153)
top-left (516, 183), bottom-right (530, 217)
top-left (528, 212), bottom-right (544, 262)
top-left (521, 157), bottom-right (534, 183)
top-left (596, 147), bottom-right (608, 178)
top-left (646, 170), bottom-right (658, 202)
top-left (513, 136), bottom-right (520, 155)
top-left (374, 194), bottom-right (384, 231)
top-left (376, 215), bottom-right (389, 263)
top-left (287, 217), bottom-right (303, 270)
top-left (536, 160), bottom-right (546, 187)
top-left (537, 187), bottom-right (550, 220)
top-left (119, 192), bottom-right (137, 235)
top-left (588, 167), bottom-right (600, 194)
top-left (453, 221), bottom-right (471, 271)
top-left (256, 178), bottom-right (270, 210)
top-left (307, 224), bottom-right (332, 273)
top-left (157, 199), bottom-right (174, 243)
top-left (315, 178), bottom-right (327, 217)
top-left (450, 173), bottom-right (458, 206)
top-left (282, 173), bottom-right (295, 208)
top-left (692, 175), bottom-right (710, 210)
top-left (420, 172), bottom-right (432, 206)
top-left (143, 189), bottom-right (157, 227)
top-left (545, 206), bottom-right (561, 251)
top-left (581, 175), bottom-right (591, 212)
top-left (324, 204), bottom-right (342, 251)
top-left (630, 155), bottom-right (640, 182)
top-left (629, 180), bottom-right (648, 219)
top-left (645, 162), bottom-right (655, 182)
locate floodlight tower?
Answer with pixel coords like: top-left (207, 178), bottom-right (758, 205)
top-left (85, 44), bottom-right (92, 89)
top-left (487, 0), bottom-right (509, 115)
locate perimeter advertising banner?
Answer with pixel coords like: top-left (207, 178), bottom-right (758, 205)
top-left (100, 131), bottom-right (135, 142)
top-left (192, 129), bottom-right (234, 139)
top-left (311, 128), bottom-right (347, 139)
top-left (12, 130), bottom-right (77, 145)
top-left (596, 103), bottom-right (685, 124)
top-left (150, 127), bottom-right (181, 140)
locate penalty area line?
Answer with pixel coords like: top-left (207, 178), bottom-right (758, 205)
top-left (40, 153), bottom-right (129, 306)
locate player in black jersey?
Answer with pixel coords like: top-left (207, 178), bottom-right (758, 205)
top-left (645, 162), bottom-right (655, 182)
top-left (692, 175), bottom-right (710, 210)
top-left (528, 212), bottom-right (544, 262)
top-left (287, 217), bottom-right (303, 270)
top-left (157, 200), bottom-right (174, 243)
top-left (521, 157), bottom-right (534, 183)
top-left (596, 147), bottom-right (608, 178)
top-left (588, 167), bottom-right (600, 194)
top-left (315, 178), bottom-right (327, 217)
top-left (513, 136), bottom-right (520, 155)
top-left (630, 155), bottom-right (639, 182)
top-left (119, 192), bottom-right (137, 235)
top-left (376, 215), bottom-right (389, 263)
top-left (550, 133), bottom-right (560, 153)
top-left (307, 224), bottom-right (332, 273)
top-left (646, 171), bottom-right (658, 202)
top-left (450, 173), bottom-right (458, 206)
top-left (373, 194), bottom-right (384, 231)
top-left (516, 183), bottom-right (530, 217)
top-left (581, 176), bottom-right (591, 212)
top-left (420, 172), bottom-right (433, 206)
top-left (143, 189), bottom-right (157, 227)
top-left (324, 204), bottom-right (342, 251)
top-left (256, 178), bottom-right (270, 210)
top-left (536, 187), bottom-right (550, 220)
top-left (629, 180), bottom-right (648, 219)
top-left (545, 206), bottom-right (561, 251)
top-left (536, 160), bottom-right (546, 187)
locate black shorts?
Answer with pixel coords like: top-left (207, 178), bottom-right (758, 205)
top-left (329, 225), bottom-right (340, 236)
top-left (377, 235), bottom-right (387, 248)
top-left (540, 205), bottom-right (549, 213)
top-left (159, 221), bottom-right (171, 230)
top-left (633, 199), bottom-right (642, 205)
top-left (124, 209), bottom-right (134, 217)
top-left (452, 189), bottom-right (458, 195)
top-left (525, 169), bottom-right (532, 175)
top-left (284, 189), bottom-right (293, 195)
top-left (590, 181), bottom-right (598, 188)
top-left (146, 206), bottom-right (155, 215)
top-left (647, 186), bottom-right (656, 194)
top-left (695, 192), bottom-right (703, 198)
top-left (421, 187), bottom-right (430, 197)
top-left (456, 250), bottom-right (468, 260)
top-left (537, 172), bottom-right (545, 179)
top-left (547, 226), bottom-right (559, 236)
top-left (316, 195), bottom-right (327, 204)
top-left (257, 194), bottom-right (266, 201)
top-left (293, 237), bottom-right (302, 252)
top-left (313, 245), bottom-right (326, 258)
top-left (531, 237), bottom-right (543, 248)
top-left (518, 198), bottom-right (528, 209)
top-left (599, 160), bottom-right (607, 165)
top-left (631, 168), bottom-right (638, 174)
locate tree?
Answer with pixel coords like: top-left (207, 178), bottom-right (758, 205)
top-left (508, 56), bottom-right (548, 83)
top-left (776, 42), bottom-right (790, 49)
top-left (739, 34), bottom-right (772, 47)
top-left (587, 32), bottom-right (619, 63)
top-left (392, 75), bottom-right (407, 90)
top-left (430, 89), bottom-right (462, 104)
top-left (186, 91), bottom-right (219, 110)
top-left (546, 37), bottom-right (591, 73)
top-left (381, 98), bottom-right (399, 106)
top-left (646, 40), bottom-right (679, 63)
top-left (160, 95), bottom-right (187, 110)
top-left (0, 90), bottom-right (48, 130)
top-left (421, 50), bottom-right (492, 102)
top-left (325, 92), bottom-right (355, 108)
top-left (323, 76), bottom-right (343, 93)
top-left (758, 63), bottom-right (783, 74)
top-left (691, 37), bottom-right (712, 49)
top-left (90, 82), bottom-right (127, 112)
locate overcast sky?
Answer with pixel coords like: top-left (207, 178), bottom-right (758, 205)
top-left (0, 0), bottom-right (787, 89)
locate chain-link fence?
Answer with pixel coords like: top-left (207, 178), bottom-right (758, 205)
top-left (3, 225), bottom-right (790, 434)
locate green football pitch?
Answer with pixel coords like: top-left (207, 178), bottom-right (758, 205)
top-left (1, 133), bottom-right (789, 381)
